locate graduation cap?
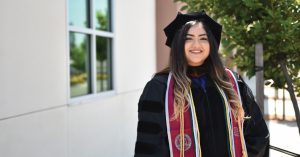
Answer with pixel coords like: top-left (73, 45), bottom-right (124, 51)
top-left (164, 11), bottom-right (222, 48)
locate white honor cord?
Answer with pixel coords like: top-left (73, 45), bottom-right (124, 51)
top-left (188, 93), bottom-right (200, 157)
top-left (165, 73), bottom-right (174, 157)
top-left (228, 104), bottom-right (236, 157)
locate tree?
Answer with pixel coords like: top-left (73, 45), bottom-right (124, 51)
top-left (175, 0), bottom-right (300, 134)
top-left (96, 10), bottom-right (111, 91)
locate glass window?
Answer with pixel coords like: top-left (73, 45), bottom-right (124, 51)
top-left (94, 0), bottom-right (111, 31)
top-left (69, 33), bottom-right (92, 97)
top-left (96, 36), bottom-right (112, 92)
top-left (68, 0), bottom-right (113, 98)
top-left (68, 0), bottom-right (90, 28)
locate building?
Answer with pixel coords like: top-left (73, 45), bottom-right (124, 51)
top-left (0, 0), bottom-right (166, 156)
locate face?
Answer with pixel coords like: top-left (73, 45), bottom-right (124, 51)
top-left (184, 22), bottom-right (210, 66)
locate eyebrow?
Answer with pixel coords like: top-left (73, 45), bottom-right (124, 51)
top-left (186, 33), bottom-right (207, 37)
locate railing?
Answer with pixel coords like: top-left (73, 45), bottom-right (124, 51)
top-left (270, 145), bottom-right (300, 157)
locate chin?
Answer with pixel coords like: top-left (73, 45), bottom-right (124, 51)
top-left (189, 63), bottom-right (203, 66)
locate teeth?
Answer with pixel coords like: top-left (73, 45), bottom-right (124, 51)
top-left (190, 50), bottom-right (201, 53)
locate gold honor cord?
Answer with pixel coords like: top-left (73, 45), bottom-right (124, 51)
top-left (188, 87), bottom-right (202, 157)
top-left (238, 117), bottom-right (248, 157)
top-left (214, 82), bottom-right (235, 157)
top-left (180, 108), bottom-right (184, 157)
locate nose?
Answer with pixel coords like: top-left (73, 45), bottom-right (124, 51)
top-left (191, 39), bottom-right (201, 48)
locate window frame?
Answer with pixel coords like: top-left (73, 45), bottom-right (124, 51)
top-left (66, 0), bottom-right (116, 104)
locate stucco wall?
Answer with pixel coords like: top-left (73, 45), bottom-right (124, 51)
top-left (0, 0), bottom-right (156, 156)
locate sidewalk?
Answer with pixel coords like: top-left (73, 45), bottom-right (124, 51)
top-left (268, 120), bottom-right (300, 157)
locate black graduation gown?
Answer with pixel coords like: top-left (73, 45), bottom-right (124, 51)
top-left (190, 74), bottom-right (230, 156)
top-left (134, 73), bottom-right (269, 157)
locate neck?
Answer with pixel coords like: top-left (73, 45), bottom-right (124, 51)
top-left (187, 63), bottom-right (209, 77)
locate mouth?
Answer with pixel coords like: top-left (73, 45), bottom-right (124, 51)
top-left (189, 50), bottom-right (202, 54)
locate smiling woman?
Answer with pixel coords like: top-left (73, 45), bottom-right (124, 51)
top-left (134, 11), bottom-right (270, 157)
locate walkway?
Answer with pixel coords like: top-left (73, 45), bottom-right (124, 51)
top-left (268, 120), bottom-right (300, 157)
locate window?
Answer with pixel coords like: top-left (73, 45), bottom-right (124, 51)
top-left (68, 0), bottom-right (113, 98)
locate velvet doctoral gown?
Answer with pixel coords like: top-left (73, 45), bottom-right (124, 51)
top-left (134, 70), bottom-right (269, 157)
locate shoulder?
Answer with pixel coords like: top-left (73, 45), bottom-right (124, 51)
top-left (143, 73), bottom-right (168, 90)
top-left (225, 68), bottom-right (242, 81)
top-left (144, 73), bottom-right (168, 92)
top-left (138, 73), bottom-right (168, 106)
top-left (152, 73), bottom-right (169, 84)
top-left (224, 68), bottom-right (252, 97)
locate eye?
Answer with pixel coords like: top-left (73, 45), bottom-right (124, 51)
top-left (185, 37), bottom-right (192, 40)
top-left (200, 37), bottom-right (208, 40)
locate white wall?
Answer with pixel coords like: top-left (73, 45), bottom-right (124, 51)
top-left (0, 0), bottom-right (67, 120)
top-left (0, 107), bottom-right (68, 157)
top-left (0, 0), bottom-right (68, 156)
top-left (0, 0), bottom-right (156, 156)
top-left (114, 0), bottom-right (156, 93)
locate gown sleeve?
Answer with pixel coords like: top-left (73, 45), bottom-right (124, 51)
top-left (134, 75), bottom-right (170, 157)
top-left (238, 75), bottom-right (270, 157)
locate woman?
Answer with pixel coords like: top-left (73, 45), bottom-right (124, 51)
top-left (134, 11), bottom-right (269, 157)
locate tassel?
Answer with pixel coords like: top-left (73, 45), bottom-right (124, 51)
top-left (238, 117), bottom-right (248, 157)
top-left (180, 107), bottom-right (185, 157)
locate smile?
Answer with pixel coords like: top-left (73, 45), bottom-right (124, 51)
top-left (189, 50), bottom-right (202, 54)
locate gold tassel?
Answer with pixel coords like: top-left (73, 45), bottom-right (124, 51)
top-left (238, 117), bottom-right (247, 157)
top-left (180, 107), bottom-right (185, 157)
